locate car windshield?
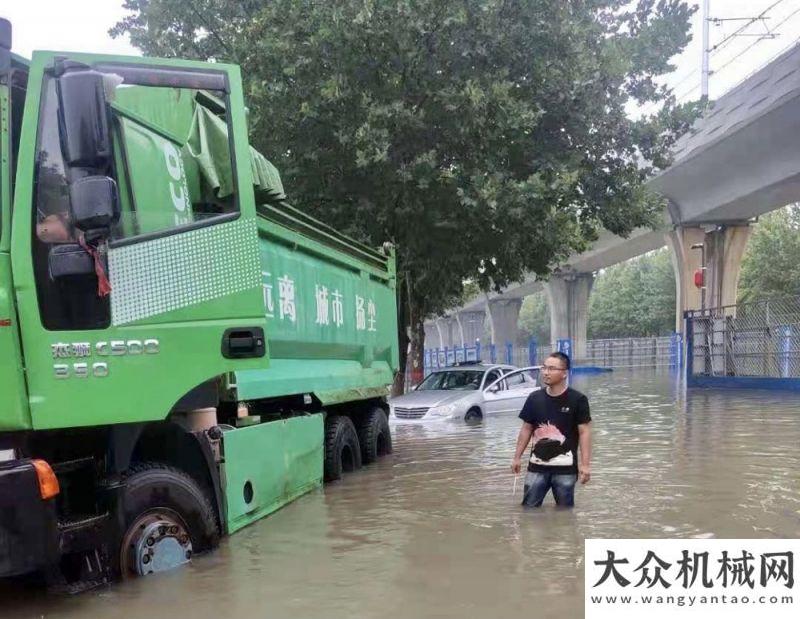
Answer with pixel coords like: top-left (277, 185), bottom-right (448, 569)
top-left (416, 370), bottom-right (484, 391)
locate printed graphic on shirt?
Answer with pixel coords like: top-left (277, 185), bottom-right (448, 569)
top-left (529, 421), bottom-right (574, 467)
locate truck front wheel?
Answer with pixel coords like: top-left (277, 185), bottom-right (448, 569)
top-left (119, 463), bottom-right (218, 578)
top-left (324, 416), bottom-right (362, 482)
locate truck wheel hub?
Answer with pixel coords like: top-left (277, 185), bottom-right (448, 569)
top-left (123, 512), bottom-right (193, 577)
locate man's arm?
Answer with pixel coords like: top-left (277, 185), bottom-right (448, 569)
top-left (578, 422), bottom-right (592, 484)
top-left (511, 422), bottom-right (534, 474)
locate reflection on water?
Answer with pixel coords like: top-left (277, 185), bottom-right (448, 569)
top-left (3, 371), bottom-right (800, 618)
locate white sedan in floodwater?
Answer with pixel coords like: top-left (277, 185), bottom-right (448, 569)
top-left (389, 363), bottom-right (541, 422)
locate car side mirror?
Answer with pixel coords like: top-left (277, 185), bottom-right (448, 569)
top-left (56, 63), bottom-right (111, 168)
top-left (487, 384), bottom-right (500, 394)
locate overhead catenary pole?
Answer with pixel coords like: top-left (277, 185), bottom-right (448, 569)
top-left (701, 1), bottom-right (782, 99)
top-left (701, 0), bottom-right (710, 98)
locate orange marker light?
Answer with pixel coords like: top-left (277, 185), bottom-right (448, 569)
top-left (31, 459), bottom-right (60, 500)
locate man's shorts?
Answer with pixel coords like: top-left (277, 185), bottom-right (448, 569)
top-left (522, 470), bottom-right (577, 507)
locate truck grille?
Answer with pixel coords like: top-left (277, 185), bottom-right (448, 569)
top-left (394, 407), bottom-right (429, 419)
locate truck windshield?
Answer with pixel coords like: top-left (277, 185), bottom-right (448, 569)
top-left (416, 370), bottom-right (484, 391)
top-left (31, 67), bottom-right (240, 330)
top-left (33, 74), bottom-right (239, 247)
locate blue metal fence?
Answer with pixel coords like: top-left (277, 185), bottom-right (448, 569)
top-left (423, 338), bottom-right (548, 374)
top-left (424, 333), bottom-right (683, 376)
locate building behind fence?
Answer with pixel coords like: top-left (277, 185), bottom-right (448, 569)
top-left (686, 296), bottom-right (800, 387)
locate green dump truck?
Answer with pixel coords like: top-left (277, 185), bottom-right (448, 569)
top-left (0, 20), bottom-right (398, 590)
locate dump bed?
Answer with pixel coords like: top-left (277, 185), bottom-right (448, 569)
top-left (237, 202), bottom-right (399, 405)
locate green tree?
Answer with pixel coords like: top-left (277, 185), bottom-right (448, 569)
top-left (738, 205), bottom-right (800, 303)
top-left (587, 248), bottom-right (675, 338)
top-left (518, 292), bottom-right (550, 345)
top-left (113, 0), bottom-right (699, 389)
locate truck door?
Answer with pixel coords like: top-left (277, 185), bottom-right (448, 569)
top-left (0, 53), bottom-right (30, 431)
top-left (11, 52), bottom-right (268, 430)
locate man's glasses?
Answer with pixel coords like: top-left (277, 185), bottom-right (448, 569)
top-left (542, 365), bottom-right (567, 372)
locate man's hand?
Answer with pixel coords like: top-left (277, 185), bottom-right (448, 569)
top-left (578, 465), bottom-right (591, 485)
top-left (512, 422), bottom-right (534, 475)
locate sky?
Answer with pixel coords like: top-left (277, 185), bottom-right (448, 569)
top-left (4, 0), bottom-right (138, 57)
top-left (4, 0), bottom-right (800, 105)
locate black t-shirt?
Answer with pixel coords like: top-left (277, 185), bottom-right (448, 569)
top-left (518, 387), bottom-right (591, 474)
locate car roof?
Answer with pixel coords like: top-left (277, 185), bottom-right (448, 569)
top-left (432, 363), bottom-right (516, 372)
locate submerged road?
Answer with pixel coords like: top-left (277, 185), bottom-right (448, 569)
top-left (4, 371), bottom-right (800, 618)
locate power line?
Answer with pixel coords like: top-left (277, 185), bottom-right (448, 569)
top-left (709, 0), bottom-right (787, 54)
top-left (643, 1), bottom-right (789, 113)
top-left (634, 1), bottom-right (800, 117)
top-left (673, 83), bottom-right (700, 102)
top-left (670, 69), bottom-right (701, 91)
top-left (712, 4), bottom-right (800, 78)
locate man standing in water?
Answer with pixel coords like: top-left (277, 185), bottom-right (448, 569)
top-left (511, 352), bottom-right (592, 507)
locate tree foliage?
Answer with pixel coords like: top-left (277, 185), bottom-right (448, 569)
top-left (518, 292), bottom-right (550, 345)
top-left (113, 0), bottom-right (699, 385)
top-left (587, 248), bottom-right (675, 338)
top-left (738, 205), bottom-right (800, 303)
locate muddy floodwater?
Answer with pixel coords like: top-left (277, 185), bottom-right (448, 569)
top-left (3, 371), bottom-right (800, 618)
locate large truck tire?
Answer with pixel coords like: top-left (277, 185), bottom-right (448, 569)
top-left (119, 463), bottom-right (218, 578)
top-left (356, 407), bottom-right (392, 464)
top-left (324, 416), bottom-right (362, 482)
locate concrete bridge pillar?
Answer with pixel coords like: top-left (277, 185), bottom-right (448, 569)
top-left (487, 299), bottom-right (522, 347)
top-left (666, 224), bottom-right (752, 331)
top-left (705, 225), bottom-right (751, 310)
top-left (458, 310), bottom-right (486, 346)
top-left (424, 322), bottom-right (442, 349)
top-left (432, 318), bottom-right (448, 348)
top-left (438, 317), bottom-right (459, 348)
top-left (544, 272), bottom-right (594, 360)
top-left (666, 226), bottom-right (705, 333)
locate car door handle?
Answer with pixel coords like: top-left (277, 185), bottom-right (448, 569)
top-left (221, 327), bottom-right (266, 359)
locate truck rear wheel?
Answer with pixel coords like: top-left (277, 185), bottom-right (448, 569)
top-left (324, 416), bottom-right (362, 482)
top-left (356, 407), bottom-right (392, 464)
top-left (119, 463), bottom-right (218, 578)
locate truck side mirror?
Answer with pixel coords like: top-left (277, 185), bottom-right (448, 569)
top-left (48, 244), bottom-right (102, 280)
top-left (56, 64), bottom-right (111, 167)
top-left (69, 176), bottom-right (119, 232)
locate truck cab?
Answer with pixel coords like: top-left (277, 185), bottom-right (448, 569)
top-left (0, 19), bottom-right (397, 590)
